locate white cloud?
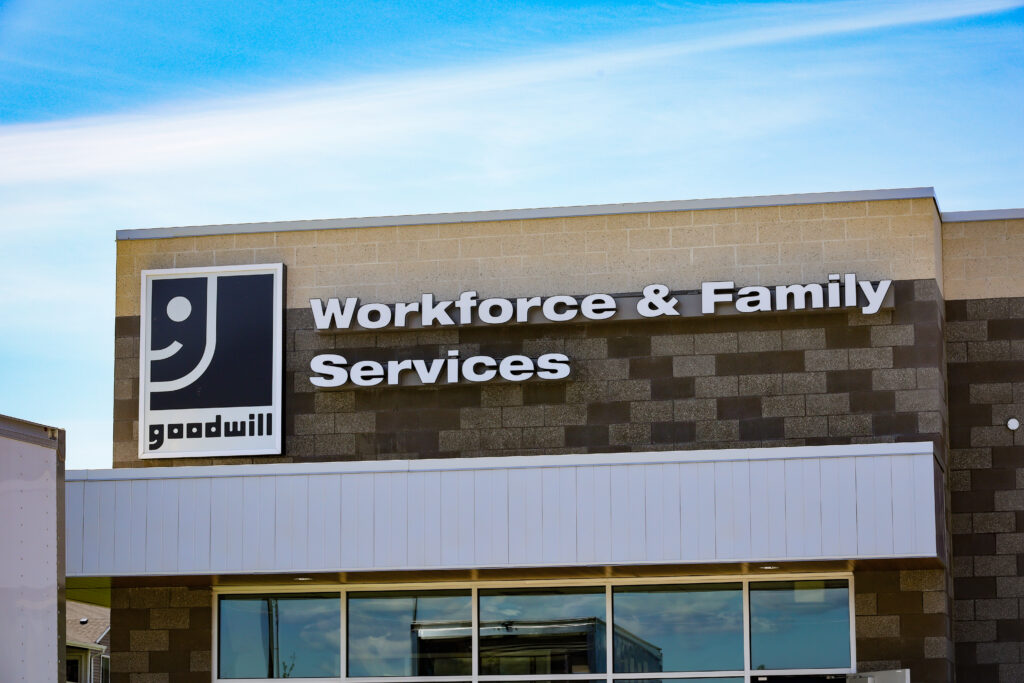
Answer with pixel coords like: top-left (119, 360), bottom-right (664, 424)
top-left (0, 0), bottom-right (1017, 189)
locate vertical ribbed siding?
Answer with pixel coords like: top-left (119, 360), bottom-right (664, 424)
top-left (66, 446), bottom-right (939, 577)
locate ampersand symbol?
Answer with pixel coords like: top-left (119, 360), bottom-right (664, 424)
top-left (637, 283), bottom-right (679, 317)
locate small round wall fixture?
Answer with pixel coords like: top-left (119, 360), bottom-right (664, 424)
top-left (1008, 418), bottom-right (1020, 431)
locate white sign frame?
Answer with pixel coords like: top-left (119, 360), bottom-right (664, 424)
top-left (138, 263), bottom-right (283, 459)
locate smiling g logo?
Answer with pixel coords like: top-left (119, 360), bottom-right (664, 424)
top-left (139, 264), bottom-right (283, 458)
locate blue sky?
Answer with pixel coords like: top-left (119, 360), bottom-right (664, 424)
top-left (1, 0), bottom-right (1022, 468)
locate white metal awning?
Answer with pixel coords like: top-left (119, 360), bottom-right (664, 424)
top-left (65, 442), bottom-right (941, 577)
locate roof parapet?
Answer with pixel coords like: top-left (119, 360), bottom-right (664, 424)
top-left (941, 208), bottom-right (1024, 222)
top-left (116, 187), bottom-right (937, 240)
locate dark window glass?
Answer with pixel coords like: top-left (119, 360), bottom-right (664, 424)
top-left (618, 679), bottom-right (743, 683)
top-left (218, 594), bottom-right (340, 679)
top-left (750, 677), bottom-right (849, 682)
top-left (489, 680), bottom-right (605, 683)
top-left (613, 583), bottom-right (743, 673)
top-left (65, 658), bottom-right (81, 683)
top-left (478, 587), bottom-right (606, 675)
top-left (101, 655), bottom-right (111, 683)
top-left (749, 580), bottom-right (851, 671)
top-left (348, 590), bottom-right (472, 677)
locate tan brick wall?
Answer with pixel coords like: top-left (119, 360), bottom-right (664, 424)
top-left (942, 218), bottom-right (1024, 300)
top-left (116, 198), bottom-right (941, 316)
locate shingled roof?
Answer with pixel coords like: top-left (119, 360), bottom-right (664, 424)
top-left (66, 601), bottom-right (109, 647)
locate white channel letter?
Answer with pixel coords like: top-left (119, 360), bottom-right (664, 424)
top-left (859, 279), bottom-right (892, 315)
top-left (542, 295), bottom-right (578, 322)
top-left (701, 281), bottom-right (734, 314)
top-left (581, 293), bottom-right (616, 320)
top-left (463, 356), bottom-right (498, 382)
top-left (310, 297), bottom-right (358, 329)
top-left (310, 354), bottom-right (349, 387)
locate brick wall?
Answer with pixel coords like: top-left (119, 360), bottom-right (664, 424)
top-left (109, 585), bottom-right (211, 683)
top-left (855, 568), bottom-right (952, 681)
top-left (947, 296), bottom-right (1024, 683)
top-left (114, 279), bottom-right (947, 467)
top-left (110, 209), bottom-right (957, 683)
top-left (116, 198), bottom-right (941, 317)
top-left (943, 218), bottom-right (1024, 300)
top-left (112, 571), bottom-right (956, 683)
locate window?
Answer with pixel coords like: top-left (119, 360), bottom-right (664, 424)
top-left (348, 590), bottom-right (472, 676)
top-left (748, 580), bottom-right (851, 671)
top-left (617, 679), bottom-right (743, 683)
top-left (218, 594), bottom-right (340, 679)
top-left (479, 588), bottom-right (606, 675)
top-left (613, 584), bottom-right (743, 673)
top-left (65, 657), bottom-right (81, 683)
top-left (215, 577), bottom-right (853, 681)
top-left (102, 655), bottom-right (111, 683)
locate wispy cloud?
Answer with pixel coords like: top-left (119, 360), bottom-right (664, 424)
top-left (0, 0), bottom-right (1018, 188)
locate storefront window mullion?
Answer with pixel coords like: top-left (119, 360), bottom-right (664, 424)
top-left (848, 577), bottom-right (858, 673)
top-left (340, 589), bottom-right (347, 683)
top-left (604, 585), bottom-right (613, 683)
top-left (741, 581), bottom-right (750, 677)
top-left (472, 587), bottom-right (480, 681)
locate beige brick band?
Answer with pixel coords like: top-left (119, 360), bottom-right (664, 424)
top-left (943, 218), bottom-right (1024, 300)
top-left (116, 198), bottom-right (942, 316)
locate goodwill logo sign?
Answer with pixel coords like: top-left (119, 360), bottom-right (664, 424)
top-left (138, 264), bottom-right (283, 458)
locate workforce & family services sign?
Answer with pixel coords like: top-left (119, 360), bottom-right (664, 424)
top-left (308, 274), bottom-right (892, 388)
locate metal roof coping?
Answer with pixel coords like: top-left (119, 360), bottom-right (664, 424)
top-left (941, 208), bottom-right (1024, 222)
top-left (116, 187), bottom-right (937, 240)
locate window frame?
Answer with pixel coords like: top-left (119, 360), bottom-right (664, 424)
top-left (212, 573), bottom-right (856, 683)
top-left (66, 651), bottom-right (88, 683)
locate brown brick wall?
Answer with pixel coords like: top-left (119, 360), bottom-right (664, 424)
top-left (115, 279), bottom-right (947, 467)
top-left (855, 568), bottom-right (953, 682)
top-left (947, 297), bottom-right (1024, 683)
top-left (109, 585), bottom-right (211, 683)
top-left (114, 572), bottom-right (955, 682)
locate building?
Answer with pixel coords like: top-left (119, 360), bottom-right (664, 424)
top-left (65, 187), bottom-right (1024, 682)
top-left (66, 600), bottom-right (111, 683)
